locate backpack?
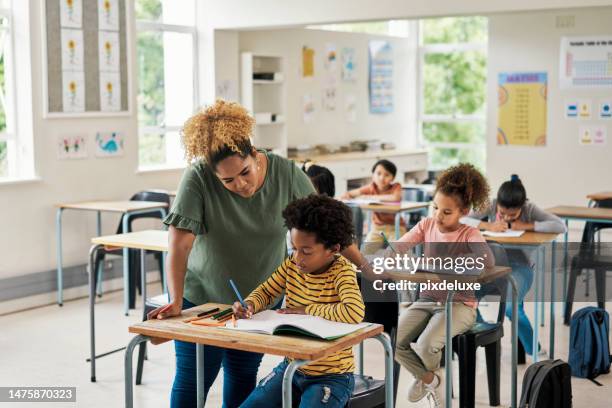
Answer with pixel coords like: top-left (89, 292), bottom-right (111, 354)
top-left (568, 306), bottom-right (611, 385)
top-left (519, 359), bottom-right (572, 408)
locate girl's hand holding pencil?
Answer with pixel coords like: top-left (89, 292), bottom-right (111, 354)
top-left (232, 301), bottom-right (254, 319)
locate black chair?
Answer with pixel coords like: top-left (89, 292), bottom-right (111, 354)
top-left (563, 198), bottom-right (612, 325)
top-left (350, 205), bottom-right (365, 249)
top-left (450, 242), bottom-right (509, 408)
top-left (348, 277), bottom-right (400, 408)
top-left (94, 190), bottom-right (169, 308)
top-left (135, 293), bottom-right (169, 385)
top-left (401, 187), bottom-right (429, 228)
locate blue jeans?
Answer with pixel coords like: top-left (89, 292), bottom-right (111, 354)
top-left (171, 298), bottom-right (263, 408)
top-left (241, 360), bottom-right (355, 408)
top-left (505, 261), bottom-right (537, 355)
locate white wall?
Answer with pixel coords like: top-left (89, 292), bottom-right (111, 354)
top-left (235, 28), bottom-right (416, 148)
top-left (0, 1), bottom-right (182, 280)
top-left (486, 6), bottom-right (612, 207)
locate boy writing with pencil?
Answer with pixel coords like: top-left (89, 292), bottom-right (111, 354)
top-left (233, 194), bottom-right (365, 408)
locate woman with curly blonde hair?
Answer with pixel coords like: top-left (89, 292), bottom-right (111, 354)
top-left (148, 100), bottom-right (315, 407)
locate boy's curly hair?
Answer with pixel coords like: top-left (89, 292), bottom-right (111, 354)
top-left (435, 163), bottom-right (490, 211)
top-left (282, 195), bottom-right (355, 250)
top-left (181, 99), bottom-right (255, 165)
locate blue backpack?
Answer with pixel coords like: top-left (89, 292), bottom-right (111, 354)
top-left (568, 306), bottom-right (611, 385)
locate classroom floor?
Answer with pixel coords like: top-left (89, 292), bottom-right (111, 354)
top-left (1, 283), bottom-right (611, 408)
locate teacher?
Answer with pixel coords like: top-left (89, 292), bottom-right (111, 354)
top-left (148, 100), bottom-right (316, 407)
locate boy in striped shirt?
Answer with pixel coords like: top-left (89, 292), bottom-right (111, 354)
top-left (235, 194), bottom-right (365, 408)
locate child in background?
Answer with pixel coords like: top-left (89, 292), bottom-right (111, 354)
top-left (235, 195), bottom-right (365, 408)
top-left (341, 159), bottom-right (404, 243)
top-left (302, 162), bottom-right (336, 197)
top-left (392, 163), bottom-right (494, 407)
top-left (461, 174), bottom-right (566, 357)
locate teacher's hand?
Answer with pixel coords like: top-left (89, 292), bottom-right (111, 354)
top-left (147, 301), bottom-right (182, 320)
top-left (277, 307), bottom-right (307, 315)
top-left (233, 301), bottom-right (254, 319)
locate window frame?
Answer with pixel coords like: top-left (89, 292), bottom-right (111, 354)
top-left (416, 19), bottom-right (488, 170)
top-left (0, 5), bottom-right (19, 179)
top-left (135, 11), bottom-right (199, 171)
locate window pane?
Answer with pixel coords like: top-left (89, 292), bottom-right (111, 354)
top-left (422, 17), bottom-right (487, 44)
top-left (137, 30), bottom-right (164, 127)
top-left (163, 31), bottom-right (194, 126)
top-left (0, 140), bottom-right (7, 177)
top-left (423, 122), bottom-right (485, 144)
top-left (139, 133), bottom-right (165, 166)
top-left (0, 16), bottom-right (8, 133)
top-left (307, 21), bottom-right (410, 37)
top-left (423, 51), bottom-right (486, 115)
top-left (428, 147), bottom-right (485, 171)
top-left (164, 131), bottom-right (185, 166)
top-left (135, 0), bottom-right (195, 25)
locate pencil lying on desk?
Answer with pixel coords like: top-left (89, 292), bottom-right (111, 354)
top-left (182, 307), bottom-right (221, 323)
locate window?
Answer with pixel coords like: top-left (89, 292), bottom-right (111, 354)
top-left (418, 17), bottom-right (487, 170)
top-left (307, 21), bottom-right (411, 38)
top-left (136, 0), bottom-right (197, 169)
top-left (0, 3), bottom-right (16, 179)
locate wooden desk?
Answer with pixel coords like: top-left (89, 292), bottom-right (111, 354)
top-left (55, 200), bottom-right (168, 311)
top-left (384, 266), bottom-right (518, 408)
top-left (348, 200), bottom-right (430, 240)
top-left (88, 230), bottom-right (169, 383)
top-left (484, 231), bottom-right (559, 362)
top-left (587, 191), bottom-right (612, 202)
top-left (168, 190), bottom-right (177, 198)
top-left (125, 304), bottom-right (392, 408)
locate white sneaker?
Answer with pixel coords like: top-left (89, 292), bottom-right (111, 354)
top-left (426, 388), bottom-right (442, 408)
top-left (408, 378), bottom-right (426, 402)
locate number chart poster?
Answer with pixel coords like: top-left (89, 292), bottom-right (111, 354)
top-left (497, 72), bottom-right (548, 146)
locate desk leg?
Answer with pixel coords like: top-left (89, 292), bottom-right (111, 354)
top-left (196, 344), bottom-right (205, 408)
top-left (374, 332), bottom-right (394, 408)
top-left (89, 244), bottom-right (103, 382)
top-left (445, 291), bottom-right (455, 408)
top-left (395, 213), bottom-right (400, 240)
top-left (358, 342), bottom-right (364, 375)
top-left (508, 275), bottom-right (519, 408)
top-left (540, 245), bottom-right (546, 327)
top-left (140, 249), bottom-right (147, 311)
top-left (283, 359), bottom-right (307, 408)
top-left (562, 219), bottom-right (569, 318)
top-left (533, 247), bottom-right (540, 363)
top-left (162, 252), bottom-right (168, 295)
top-left (96, 211), bottom-right (104, 296)
top-left (122, 214), bottom-right (131, 316)
top-left (549, 240), bottom-right (556, 359)
top-left (56, 208), bottom-right (64, 306)
top-left (125, 334), bottom-right (149, 408)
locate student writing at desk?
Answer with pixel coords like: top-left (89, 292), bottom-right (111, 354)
top-left (233, 195), bottom-right (365, 408)
top-left (392, 163), bottom-right (494, 407)
top-left (461, 174), bottom-right (566, 357)
top-left (146, 100), bottom-right (316, 407)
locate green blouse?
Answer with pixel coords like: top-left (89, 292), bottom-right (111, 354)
top-left (163, 152), bottom-right (316, 305)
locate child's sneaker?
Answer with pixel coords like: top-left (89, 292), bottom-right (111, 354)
top-left (425, 388), bottom-right (442, 408)
top-left (408, 378), bottom-right (426, 402)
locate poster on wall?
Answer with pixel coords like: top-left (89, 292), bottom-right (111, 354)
top-left (99, 72), bottom-right (121, 111)
top-left (302, 46), bottom-right (315, 78)
top-left (98, 31), bottom-right (120, 72)
top-left (579, 125), bottom-right (607, 145)
top-left (95, 131), bottom-right (124, 157)
top-left (98, 0), bottom-right (119, 31)
top-left (60, 0), bottom-right (82, 28)
top-left (325, 43), bottom-right (337, 73)
top-left (345, 93), bottom-right (357, 123)
top-left (302, 93), bottom-right (315, 123)
top-left (322, 87), bottom-right (336, 111)
top-left (600, 101), bottom-right (612, 119)
top-left (61, 28), bottom-right (84, 71)
top-left (57, 134), bottom-right (88, 159)
top-left (497, 72), bottom-right (548, 146)
top-left (368, 40), bottom-right (393, 114)
top-left (341, 47), bottom-right (356, 82)
top-left (560, 36), bottom-right (612, 88)
top-left (62, 71), bottom-right (85, 112)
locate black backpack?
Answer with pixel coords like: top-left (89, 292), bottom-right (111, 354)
top-left (519, 359), bottom-right (572, 408)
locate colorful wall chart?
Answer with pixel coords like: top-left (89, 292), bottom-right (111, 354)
top-left (497, 72), bottom-right (548, 146)
top-left (560, 36), bottom-right (612, 88)
top-left (368, 41), bottom-right (393, 114)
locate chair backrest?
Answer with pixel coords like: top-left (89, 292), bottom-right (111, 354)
top-left (350, 205), bottom-right (364, 248)
top-left (401, 187), bottom-right (425, 202)
top-left (582, 199), bottom-right (612, 242)
top-left (477, 242), bottom-right (510, 324)
top-left (116, 190), bottom-right (170, 234)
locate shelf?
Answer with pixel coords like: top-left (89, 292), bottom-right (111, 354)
top-left (253, 79), bottom-right (284, 85)
top-left (257, 120), bottom-right (285, 126)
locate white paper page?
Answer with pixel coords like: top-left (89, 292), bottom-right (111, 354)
top-left (482, 230), bottom-right (525, 238)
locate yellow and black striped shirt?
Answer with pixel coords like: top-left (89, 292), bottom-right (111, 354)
top-left (244, 254), bottom-right (365, 376)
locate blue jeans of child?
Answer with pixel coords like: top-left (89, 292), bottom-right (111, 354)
top-left (170, 298), bottom-right (264, 408)
top-left (241, 360), bottom-right (355, 408)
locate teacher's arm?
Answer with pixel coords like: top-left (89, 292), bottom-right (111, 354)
top-left (147, 225), bottom-right (195, 320)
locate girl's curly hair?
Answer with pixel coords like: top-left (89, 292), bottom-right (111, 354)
top-left (435, 163), bottom-right (490, 212)
top-left (181, 99), bottom-right (255, 166)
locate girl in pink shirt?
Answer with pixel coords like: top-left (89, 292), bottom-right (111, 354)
top-left (393, 163), bottom-right (494, 406)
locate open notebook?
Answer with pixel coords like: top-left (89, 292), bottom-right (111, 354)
top-left (482, 230), bottom-right (525, 238)
top-left (224, 310), bottom-right (372, 340)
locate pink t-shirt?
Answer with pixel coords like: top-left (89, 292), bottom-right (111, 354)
top-left (398, 217), bottom-right (495, 307)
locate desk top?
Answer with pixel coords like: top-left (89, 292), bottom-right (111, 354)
top-left (129, 303), bottom-right (384, 361)
top-left (547, 205), bottom-right (612, 221)
top-left (91, 230), bottom-right (169, 251)
top-left (587, 191), bottom-right (612, 201)
top-left (57, 200), bottom-right (168, 212)
top-left (484, 231), bottom-right (559, 245)
top-left (168, 190), bottom-right (177, 197)
top-left (358, 201), bottom-right (430, 213)
top-left (385, 265), bottom-right (511, 284)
